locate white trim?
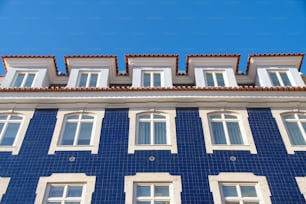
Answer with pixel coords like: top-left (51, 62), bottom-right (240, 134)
top-left (34, 173), bottom-right (96, 204)
top-left (48, 108), bottom-right (104, 154)
top-left (128, 107), bottom-right (177, 154)
top-left (271, 108), bottom-right (306, 154)
top-left (0, 109), bottom-right (34, 155)
top-left (208, 173), bottom-right (271, 204)
top-left (124, 173), bottom-right (182, 204)
top-left (0, 177), bottom-right (10, 201)
top-left (199, 108), bottom-right (257, 154)
top-left (296, 177), bottom-right (306, 200)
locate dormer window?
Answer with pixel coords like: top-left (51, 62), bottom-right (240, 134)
top-left (78, 72), bottom-right (99, 87)
top-left (143, 72), bottom-right (162, 87)
top-left (13, 72), bottom-right (36, 88)
top-left (268, 70), bottom-right (291, 86)
top-left (205, 71), bottom-right (225, 87)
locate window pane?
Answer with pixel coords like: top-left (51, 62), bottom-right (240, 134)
top-left (227, 122), bottom-right (244, 144)
top-left (0, 123), bottom-right (20, 146)
top-left (154, 202), bottom-right (170, 204)
top-left (225, 202), bottom-right (239, 204)
top-left (136, 202), bottom-right (151, 204)
top-left (153, 73), bottom-right (161, 87)
top-left (269, 72), bottom-right (280, 86)
top-left (65, 202), bottom-right (81, 204)
top-left (137, 122), bottom-right (150, 144)
top-left (24, 73), bottom-right (35, 87)
top-left (61, 123), bottom-right (77, 145)
top-left (222, 185), bottom-right (238, 197)
top-left (82, 115), bottom-right (94, 119)
top-left (206, 73), bottom-right (214, 86)
top-left (210, 115), bottom-right (222, 119)
top-left (10, 115), bottom-right (22, 120)
top-left (67, 186), bottom-right (83, 197)
top-left (79, 73), bottom-right (88, 87)
top-left (283, 115), bottom-right (295, 120)
top-left (155, 186), bottom-right (169, 196)
top-left (216, 73), bottom-right (225, 86)
top-left (139, 114), bottom-right (150, 119)
top-left (154, 114), bottom-right (166, 119)
top-left (0, 123), bottom-right (3, 135)
top-left (47, 202), bottom-right (62, 204)
top-left (286, 122), bottom-right (306, 145)
top-left (14, 73), bottom-right (25, 87)
top-left (67, 115), bottom-right (79, 120)
top-left (48, 186), bottom-right (64, 197)
top-left (0, 115), bottom-right (8, 120)
top-left (241, 186), bottom-right (257, 197)
top-left (154, 122), bottom-right (167, 144)
top-left (225, 114), bottom-right (237, 119)
top-left (299, 114), bottom-right (306, 119)
top-left (144, 73), bottom-right (151, 87)
top-left (136, 186), bottom-right (151, 197)
top-left (89, 73), bottom-right (98, 87)
top-left (77, 122), bottom-right (92, 145)
top-left (280, 72), bottom-right (291, 86)
top-left (211, 122), bottom-right (226, 144)
top-left (244, 202), bottom-right (259, 204)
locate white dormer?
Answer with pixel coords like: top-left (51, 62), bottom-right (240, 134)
top-left (1, 56), bottom-right (58, 88)
top-left (247, 54), bottom-right (304, 87)
top-left (187, 55), bottom-right (239, 87)
top-left (65, 56), bottom-right (117, 88)
top-left (126, 55), bottom-right (177, 88)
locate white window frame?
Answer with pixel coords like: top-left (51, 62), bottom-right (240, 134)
top-left (48, 109), bottom-right (105, 154)
top-left (142, 71), bottom-right (163, 87)
top-left (12, 72), bottom-right (37, 88)
top-left (208, 173), bottom-right (271, 204)
top-left (124, 173), bottom-right (182, 204)
top-left (271, 108), bottom-right (306, 154)
top-left (267, 69), bottom-right (292, 86)
top-left (34, 173), bottom-right (96, 204)
top-left (0, 177), bottom-right (10, 202)
top-left (128, 108), bottom-right (177, 154)
top-left (199, 108), bottom-right (257, 154)
top-left (204, 71), bottom-right (226, 87)
top-left (296, 177), bottom-right (306, 201)
top-left (77, 72), bottom-right (100, 88)
top-left (0, 110), bottom-right (34, 155)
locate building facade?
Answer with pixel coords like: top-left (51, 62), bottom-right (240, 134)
top-left (0, 54), bottom-right (305, 203)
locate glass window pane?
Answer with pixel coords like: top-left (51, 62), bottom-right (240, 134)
top-left (216, 73), bottom-right (225, 86)
top-left (154, 114), bottom-right (166, 119)
top-left (244, 202), bottom-right (259, 204)
top-left (144, 73), bottom-right (151, 87)
top-left (136, 202), bottom-right (151, 204)
top-left (136, 186), bottom-right (151, 197)
top-left (225, 202), bottom-right (239, 204)
top-left (67, 186), bottom-right (83, 197)
top-left (206, 73), bottom-right (214, 86)
top-left (79, 73), bottom-right (88, 87)
top-left (241, 186), bottom-right (257, 197)
top-left (269, 72), bottom-right (280, 86)
top-left (227, 122), bottom-right (244, 144)
top-left (67, 115), bottom-right (79, 120)
top-left (139, 115), bottom-right (150, 119)
top-left (61, 123), bottom-right (77, 145)
top-left (47, 202), bottom-right (62, 204)
top-left (10, 115), bottom-right (22, 120)
top-left (286, 122), bottom-right (306, 145)
top-left (155, 202), bottom-right (170, 204)
top-left (0, 123), bottom-right (4, 135)
top-left (137, 122), bottom-right (151, 144)
top-left (225, 114), bottom-right (237, 119)
top-left (77, 122), bottom-right (92, 145)
top-left (210, 115), bottom-right (222, 119)
top-left (82, 115), bottom-right (94, 119)
top-left (299, 114), bottom-right (306, 119)
top-left (153, 73), bottom-right (161, 87)
top-left (222, 185), bottom-right (238, 197)
top-left (14, 73), bottom-right (25, 87)
top-left (24, 73), bottom-right (35, 87)
top-left (65, 202), bottom-right (81, 204)
top-left (283, 115), bottom-right (295, 120)
top-left (89, 73), bottom-right (98, 87)
top-left (0, 115), bottom-right (8, 120)
top-left (48, 186), bottom-right (64, 197)
top-left (154, 122), bottom-right (167, 144)
top-left (0, 123), bottom-right (20, 146)
top-left (211, 122), bottom-right (226, 144)
top-left (280, 72), bottom-right (291, 86)
top-left (155, 186), bottom-right (169, 196)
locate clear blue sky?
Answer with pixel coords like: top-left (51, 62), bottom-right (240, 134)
top-left (0, 0), bottom-right (305, 74)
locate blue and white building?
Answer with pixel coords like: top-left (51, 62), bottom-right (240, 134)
top-left (0, 53), bottom-right (305, 203)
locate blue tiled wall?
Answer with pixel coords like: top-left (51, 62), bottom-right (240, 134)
top-left (0, 108), bottom-right (305, 203)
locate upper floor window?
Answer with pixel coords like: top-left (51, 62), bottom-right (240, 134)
top-left (13, 72), bottom-right (36, 88)
top-left (268, 71), bottom-right (291, 86)
top-left (48, 109), bottom-right (105, 154)
top-left (205, 72), bottom-right (225, 87)
top-left (134, 183), bottom-right (171, 204)
top-left (44, 183), bottom-right (85, 203)
top-left (143, 72), bottom-right (162, 87)
top-left (78, 72), bottom-right (99, 87)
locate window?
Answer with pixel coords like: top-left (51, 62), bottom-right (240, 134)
top-left (78, 72), bottom-right (99, 87)
top-left (296, 177), bottom-right (306, 200)
top-left (199, 109), bottom-right (257, 154)
top-left (209, 173), bottom-right (271, 204)
top-left (271, 109), bottom-right (306, 154)
top-left (205, 72), bottom-right (225, 87)
top-left (124, 173), bottom-right (182, 204)
top-left (143, 72), bottom-right (162, 87)
top-left (34, 173), bottom-right (96, 204)
top-left (13, 72), bottom-right (36, 87)
top-left (0, 110), bottom-right (34, 155)
top-left (268, 71), bottom-right (291, 86)
top-left (128, 108), bottom-right (177, 153)
top-left (0, 177), bottom-right (10, 202)
top-left (48, 109), bottom-right (105, 154)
